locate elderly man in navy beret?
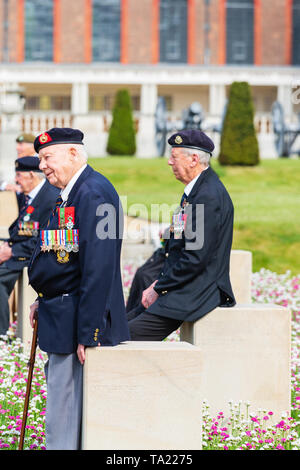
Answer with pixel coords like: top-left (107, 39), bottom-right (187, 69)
top-left (28, 127), bottom-right (129, 450)
top-left (128, 129), bottom-right (236, 340)
top-left (0, 156), bottom-right (59, 336)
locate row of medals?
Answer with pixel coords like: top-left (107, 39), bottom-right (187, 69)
top-left (18, 214), bottom-right (38, 237)
top-left (41, 219), bottom-right (79, 263)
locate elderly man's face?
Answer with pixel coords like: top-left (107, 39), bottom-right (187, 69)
top-left (16, 142), bottom-right (35, 158)
top-left (38, 145), bottom-right (75, 189)
top-left (168, 147), bottom-right (194, 184)
top-left (15, 171), bottom-right (35, 194)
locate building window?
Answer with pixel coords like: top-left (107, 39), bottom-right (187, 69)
top-left (89, 95), bottom-right (140, 111)
top-left (25, 0), bottom-right (53, 61)
top-left (92, 0), bottom-right (121, 62)
top-left (226, 0), bottom-right (254, 65)
top-left (24, 95), bottom-right (71, 111)
top-left (159, 0), bottom-right (187, 63)
top-left (293, 0), bottom-right (300, 65)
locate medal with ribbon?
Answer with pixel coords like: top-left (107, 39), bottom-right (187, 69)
top-left (170, 204), bottom-right (188, 239)
top-left (58, 207), bottom-right (75, 229)
top-left (39, 229), bottom-right (79, 262)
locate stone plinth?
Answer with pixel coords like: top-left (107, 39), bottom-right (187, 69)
top-left (180, 304), bottom-right (291, 420)
top-left (0, 191), bottom-right (18, 234)
top-left (230, 250), bottom-right (252, 304)
top-left (82, 341), bottom-right (203, 450)
top-left (16, 268), bottom-right (37, 350)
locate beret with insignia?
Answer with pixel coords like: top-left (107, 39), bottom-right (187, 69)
top-left (15, 156), bottom-right (42, 172)
top-left (16, 133), bottom-right (36, 144)
top-left (34, 127), bottom-right (84, 153)
top-left (168, 129), bottom-right (214, 155)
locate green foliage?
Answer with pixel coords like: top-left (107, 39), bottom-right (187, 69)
top-left (219, 81), bottom-right (260, 166)
top-left (106, 89), bottom-right (136, 156)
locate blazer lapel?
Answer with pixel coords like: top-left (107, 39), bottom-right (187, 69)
top-left (186, 166), bottom-right (212, 203)
top-left (65, 165), bottom-right (94, 207)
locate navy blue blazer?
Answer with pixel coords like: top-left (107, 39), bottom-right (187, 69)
top-left (28, 165), bottom-right (130, 354)
top-left (6, 180), bottom-right (60, 271)
top-left (147, 166), bottom-right (236, 322)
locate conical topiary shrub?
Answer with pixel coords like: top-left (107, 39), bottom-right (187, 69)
top-left (106, 89), bottom-right (136, 156)
top-left (218, 81), bottom-right (260, 166)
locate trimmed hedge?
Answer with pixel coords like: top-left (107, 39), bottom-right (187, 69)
top-left (218, 81), bottom-right (260, 166)
top-left (106, 89), bottom-right (136, 156)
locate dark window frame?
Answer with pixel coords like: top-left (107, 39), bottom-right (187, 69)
top-left (292, 0), bottom-right (300, 65)
top-left (92, 0), bottom-right (121, 63)
top-left (25, 0), bottom-right (53, 62)
top-left (226, 0), bottom-right (254, 65)
top-left (159, 0), bottom-right (187, 64)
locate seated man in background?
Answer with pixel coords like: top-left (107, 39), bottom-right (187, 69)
top-left (0, 156), bottom-right (59, 336)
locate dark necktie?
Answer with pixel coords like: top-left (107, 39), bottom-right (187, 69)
top-left (180, 193), bottom-right (187, 208)
top-left (20, 195), bottom-right (30, 213)
top-left (47, 195), bottom-right (63, 227)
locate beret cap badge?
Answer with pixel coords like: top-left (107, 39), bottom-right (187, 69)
top-left (175, 135), bottom-right (183, 145)
top-left (39, 133), bottom-right (52, 144)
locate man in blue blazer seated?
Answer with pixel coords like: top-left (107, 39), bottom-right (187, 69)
top-left (0, 156), bottom-right (59, 336)
top-left (28, 127), bottom-right (129, 450)
top-left (128, 129), bottom-right (236, 340)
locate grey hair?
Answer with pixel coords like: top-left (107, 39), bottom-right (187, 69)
top-left (36, 172), bottom-right (45, 180)
top-left (71, 144), bottom-right (88, 162)
top-left (183, 148), bottom-right (210, 167)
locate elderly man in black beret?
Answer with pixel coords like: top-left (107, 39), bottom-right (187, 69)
top-left (128, 129), bottom-right (236, 340)
top-left (28, 127), bottom-right (129, 450)
top-left (0, 157), bottom-right (59, 336)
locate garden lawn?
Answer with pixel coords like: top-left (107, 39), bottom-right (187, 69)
top-left (89, 157), bottom-right (300, 275)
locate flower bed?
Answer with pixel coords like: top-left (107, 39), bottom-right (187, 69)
top-left (0, 267), bottom-right (299, 450)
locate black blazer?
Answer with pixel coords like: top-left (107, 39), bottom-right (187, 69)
top-left (6, 180), bottom-right (60, 271)
top-left (28, 165), bottom-right (130, 354)
top-left (147, 166), bottom-right (236, 322)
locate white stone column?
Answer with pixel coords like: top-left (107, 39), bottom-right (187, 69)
top-left (209, 83), bottom-right (226, 117)
top-left (277, 84), bottom-right (293, 119)
top-left (0, 83), bottom-right (25, 182)
top-left (137, 83), bottom-right (158, 158)
top-left (71, 83), bottom-right (106, 157)
top-left (71, 82), bottom-right (89, 115)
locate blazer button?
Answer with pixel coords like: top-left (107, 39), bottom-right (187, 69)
top-left (165, 253), bottom-right (169, 258)
top-left (38, 293), bottom-right (43, 297)
top-left (162, 290), bottom-right (168, 295)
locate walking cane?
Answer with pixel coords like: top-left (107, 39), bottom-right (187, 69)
top-left (18, 316), bottom-right (38, 450)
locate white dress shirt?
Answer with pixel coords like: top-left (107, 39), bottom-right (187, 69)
top-left (60, 164), bottom-right (87, 206)
top-left (184, 166), bottom-right (208, 197)
top-left (27, 178), bottom-right (46, 205)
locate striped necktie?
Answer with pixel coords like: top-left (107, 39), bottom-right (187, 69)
top-left (20, 194), bottom-right (30, 212)
top-left (47, 196), bottom-right (63, 227)
top-left (180, 193), bottom-right (187, 208)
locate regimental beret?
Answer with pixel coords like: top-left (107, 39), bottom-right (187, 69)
top-left (16, 133), bottom-right (36, 144)
top-left (168, 129), bottom-right (215, 155)
top-left (34, 127), bottom-right (84, 153)
top-left (15, 156), bottom-right (42, 172)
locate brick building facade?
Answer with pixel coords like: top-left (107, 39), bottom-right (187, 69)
top-left (0, 0), bottom-right (299, 159)
top-left (0, 0), bottom-right (298, 66)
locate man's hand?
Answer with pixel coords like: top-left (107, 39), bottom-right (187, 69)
top-left (141, 280), bottom-right (159, 309)
top-left (29, 301), bottom-right (39, 328)
top-left (5, 183), bottom-right (21, 192)
top-left (77, 342), bottom-right (101, 366)
top-left (0, 243), bottom-right (12, 264)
